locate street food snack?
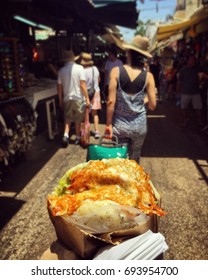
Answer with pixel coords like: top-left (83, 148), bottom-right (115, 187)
top-left (48, 158), bottom-right (166, 234)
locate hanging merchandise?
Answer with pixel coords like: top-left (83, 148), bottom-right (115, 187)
top-left (0, 38), bottom-right (25, 98)
top-left (0, 96), bottom-right (37, 182)
top-left (0, 37), bottom-right (37, 181)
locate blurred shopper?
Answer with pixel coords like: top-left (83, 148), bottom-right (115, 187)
top-left (105, 35), bottom-right (156, 163)
top-left (57, 50), bottom-right (90, 147)
top-left (165, 61), bottom-right (178, 101)
top-left (199, 55), bottom-right (208, 133)
top-left (177, 54), bottom-right (203, 128)
top-left (96, 59), bottom-right (106, 103)
top-left (149, 55), bottom-right (161, 101)
top-left (80, 52), bottom-right (102, 139)
top-left (199, 71), bottom-right (208, 134)
top-left (158, 66), bottom-right (167, 103)
top-left (202, 89), bottom-right (208, 134)
top-left (103, 47), bottom-right (123, 101)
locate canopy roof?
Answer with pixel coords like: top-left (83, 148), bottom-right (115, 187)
top-left (91, 0), bottom-right (139, 29)
top-left (4, 0), bottom-right (138, 32)
top-left (156, 7), bottom-right (208, 42)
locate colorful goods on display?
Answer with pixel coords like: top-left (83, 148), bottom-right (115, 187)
top-left (0, 38), bottom-right (24, 97)
top-left (0, 96), bottom-right (37, 181)
top-left (0, 38), bottom-right (37, 181)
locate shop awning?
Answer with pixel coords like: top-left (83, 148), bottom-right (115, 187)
top-left (156, 7), bottom-right (208, 41)
top-left (150, 32), bottom-right (184, 52)
top-left (91, 0), bottom-right (139, 28)
top-left (157, 18), bottom-right (197, 41)
top-left (6, 0), bottom-right (138, 33)
top-left (158, 19), bottom-right (192, 35)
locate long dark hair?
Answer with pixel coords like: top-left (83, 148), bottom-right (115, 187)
top-left (128, 49), bottom-right (146, 68)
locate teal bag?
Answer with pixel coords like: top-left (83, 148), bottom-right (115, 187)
top-left (87, 135), bottom-right (128, 161)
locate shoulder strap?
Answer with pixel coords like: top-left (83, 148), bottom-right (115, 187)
top-left (92, 66), bottom-right (94, 87)
top-left (135, 69), bottom-right (148, 92)
top-left (143, 70), bottom-right (148, 90)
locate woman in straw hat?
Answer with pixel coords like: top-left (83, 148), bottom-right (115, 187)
top-left (105, 35), bottom-right (156, 163)
top-left (80, 52), bottom-right (102, 139)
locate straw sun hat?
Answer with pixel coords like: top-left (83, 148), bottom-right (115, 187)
top-left (123, 35), bottom-right (152, 58)
top-left (79, 52), bottom-right (94, 66)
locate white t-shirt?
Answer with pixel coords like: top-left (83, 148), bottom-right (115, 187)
top-left (57, 62), bottom-right (86, 102)
top-left (84, 66), bottom-right (100, 92)
top-left (105, 58), bottom-right (123, 85)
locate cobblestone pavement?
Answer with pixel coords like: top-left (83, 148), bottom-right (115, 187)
top-left (0, 101), bottom-right (207, 260)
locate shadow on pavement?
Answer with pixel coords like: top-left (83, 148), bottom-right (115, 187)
top-left (142, 102), bottom-right (208, 161)
top-left (0, 197), bottom-right (25, 229)
top-left (0, 130), bottom-right (63, 229)
top-left (193, 159), bottom-right (208, 185)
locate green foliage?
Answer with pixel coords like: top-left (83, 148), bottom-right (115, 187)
top-left (134, 19), bottom-right (146, 36)
top-left (135, 26), bottom-right (146, 36)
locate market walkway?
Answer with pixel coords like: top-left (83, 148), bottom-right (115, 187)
top-left (0, 100), bottom-right (207, 260)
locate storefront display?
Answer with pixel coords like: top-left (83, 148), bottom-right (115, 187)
top-left (0, 96), bottom-right (37, 181)
top-left (0, 38), bottom-right (24, 98)
top-left (0, 37), bottom-right (37, 181)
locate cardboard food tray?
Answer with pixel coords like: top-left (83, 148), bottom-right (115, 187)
top-left (48, 207), bottom-right (159, 259)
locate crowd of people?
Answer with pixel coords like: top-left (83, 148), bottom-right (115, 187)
top-left (57, 34), bottom-right (208, 164)
top-left (146, 46), bottom-right (208, 133)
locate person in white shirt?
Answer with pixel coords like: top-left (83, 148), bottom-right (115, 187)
top-left (80, 53), bottom-right (102, 139)
top-left (103, 47), bottom-right (123, 100)
top-left (57, 50), bottom-right (90, 146)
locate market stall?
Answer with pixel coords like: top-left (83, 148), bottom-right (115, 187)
top-left (0, 0), bottom-right (139, 181)
top-left (0, 37), bottom-right (37, 181)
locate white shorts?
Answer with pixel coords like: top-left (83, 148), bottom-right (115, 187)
top-left (180, 94), bottom-right (202, 110)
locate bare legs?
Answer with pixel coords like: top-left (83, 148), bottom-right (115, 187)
top-left (91, 109), bottom-right (99, 132)
top-left (64, 121), bottom-right (71, 136)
